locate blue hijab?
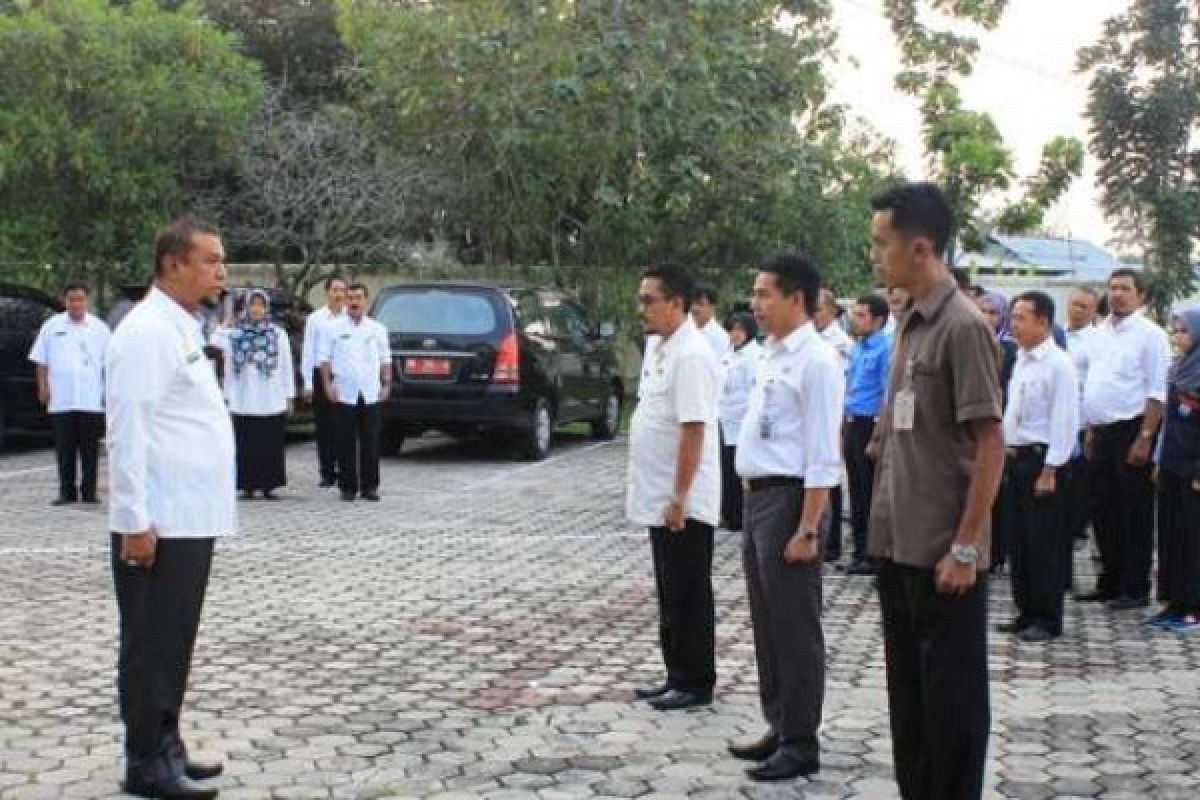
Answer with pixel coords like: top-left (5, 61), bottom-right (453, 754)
top-left (1172, 308), bottom-right (1200, 393)
top-left (230, 289), bottom-right (280, 377)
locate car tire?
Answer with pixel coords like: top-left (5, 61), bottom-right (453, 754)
top-left (521, 398), bottom-right (553, 461)
top-left (591, 385), bottom-right (621, 440)
top-left (381, 425), bottom-right (405, 456)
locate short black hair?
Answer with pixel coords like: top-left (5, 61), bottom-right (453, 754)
top-left (870, 182), bottom-right (955, 259)
top-left (758, 251), bottom-right (822, 316)
top-left (1108, 267), bottom-right (1146, 294)
top-left (694, 285), bottom-right (718, 306)
top-left (855, 293), bottom-right (890, 322)
top-left (153, 215), bottom-right (220, 276)
top-left (1015, 290), bottom-right (1055, 324)
top-left (950, 266), bottom-right (971, 291)
top-left (62, 282), bottom-right (89, 297)
top-left (324, 274), bottom-right (347, 292)
top-left (641, 263), bottom-right (695, 313)
top-left (346, 282), bottom-right (369, 297)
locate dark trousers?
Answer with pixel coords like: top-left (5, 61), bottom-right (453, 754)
top-left (720, 443), bottom-right (745, 530)
top-left (51, 411), bottom-right (104, 500)
top-left (823, 486), bottom-right (844, 560)
top-left (743, 483), bottom-right (823, 757)
top-left (878, 560), bottom-right (990, 800)
top-left (648, 519), bottom-right (716, 694)
top-left (844, 415), bottom-right (876, 561)
top-left (1156, 471), bottom-right (1200, 614)
top-left (1064, 448), bottom-right (1090, 589)
top-left (990, 472), bottom-right (1012, 570)
top-left (1090, 417), bottom-right (1155, 599)
top-left (312, 368), bottom-right (338, 483)
top-left (335, 398), bottom-right (381, 494)
top-left (1006, 448), bottom-right (1067, 634)
top-left (111, 535), bottom-right (214, 770)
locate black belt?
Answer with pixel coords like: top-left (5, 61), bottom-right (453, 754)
top-left (1006, 443), bottom-right (1047, 459)
top-left (743, 476), bottom-right (803, 492)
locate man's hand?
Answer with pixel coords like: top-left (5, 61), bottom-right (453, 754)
top-left (1127, 436), bottom-right (1153, 467)
top-left (119, 529), bottom-right (159, 568)
top-left (324, 383), bottom-right (339, 405)
top-left (865, 440), bottom-right (880, 461)
top-left (664, 499), bottom-right (686, 532)
top-left (934, 551), bottom-right (977, 594)
top-left (783, 532), bottom-right (819, 564)
top-left (1034, 467), bottom-right (1057, 497)
top-left (37, 385), bottom-right (50, 407)
top-left (1083, 428), bottom-right (1095, 460)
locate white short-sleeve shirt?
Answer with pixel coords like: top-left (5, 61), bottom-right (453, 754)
top-left (28, 312), bottom-right (111, 413)
top-left (319, 314), bottom-right (392, 405)
top-left (627, 317), bottom-right (722, 527)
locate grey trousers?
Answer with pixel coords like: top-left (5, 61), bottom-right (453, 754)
top-left (742, 483), bottom-right (824, 756)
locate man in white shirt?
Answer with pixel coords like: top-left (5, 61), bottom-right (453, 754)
top-left (28, 282), bottom-right (111, 505)
top-left (106, 217), bottom-right (233, 799)
top-left (1080, 269), bottom-right (1171, 609)
top-left (320, 282), bottom-right (392, 502)
top-left (691, 284), bottom-right (730, 357)
top-left (728, 253), bottom-right (844, 782)
top-left (999, 291), bottom-right (1079, 642)
top-left (1063, 286), bottom-right (1100, 588)
top-left (301, 275), bottom-right (346, 488)
top-left (813, 288), bottom-right (851, 561)
top-left (627, 264), bottom-right (721, 712)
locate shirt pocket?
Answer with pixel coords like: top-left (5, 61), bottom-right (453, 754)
top-left (1018, 379), bottom-right (1051, 426)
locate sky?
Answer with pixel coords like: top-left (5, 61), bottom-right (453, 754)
top-left (825, 0), bottom-right (1132, 250)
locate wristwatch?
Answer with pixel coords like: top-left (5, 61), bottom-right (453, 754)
top-left (950, 543), bottom-right (980, 565)
top-left (797, 528), bottom-right (819, 541)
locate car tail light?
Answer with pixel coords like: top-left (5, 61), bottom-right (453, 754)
top-left (493, 333), bottom-right (520, 384)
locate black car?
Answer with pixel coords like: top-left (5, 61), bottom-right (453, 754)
top-left (371, 282), bottom-right (623, 459)
top-left (0, 283), bottom-right (62, 450)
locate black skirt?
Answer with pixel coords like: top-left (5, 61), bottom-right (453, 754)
top-left (233, 413), bottom-right (288, 492)
top-left (1156, 470), bottom-right (1200, 612)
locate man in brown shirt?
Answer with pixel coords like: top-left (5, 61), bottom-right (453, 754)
top-left (867, 183), bottom-right (1005, 800)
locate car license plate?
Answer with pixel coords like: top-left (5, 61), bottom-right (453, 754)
top-left (405, 357), bottom-right (452, 376)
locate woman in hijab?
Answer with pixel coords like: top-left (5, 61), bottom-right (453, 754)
top-left (717, 312), bottom-right (760, 531)
top-left (1151, 309), bottom-right (1200, 632)
top-left (976, 290), bottom-right (1017, 574)
top-left (213, 289), bottom-right (295, 499)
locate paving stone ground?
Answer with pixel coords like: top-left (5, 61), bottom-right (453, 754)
top-left (1, 431), bottom-right (1199, 799)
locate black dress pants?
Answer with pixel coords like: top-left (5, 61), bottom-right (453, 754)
top-left (878, 560), bottom-right (990, 800)
top-left (648, 519), bottom-right (716, 694)
top-left (823, 486), bottom-right (844, 560)
top-left (312, 368), bottom-right (338, 483)
top-left (51, 411), bottom-right (104, 500)
top-left (335, 398), bottom-right (381, 495)
top-left (1007, 448), bottom-right (1067, 634)
top-left (111, 535), bottom-right (214, 770)
top-left (1090, 417), bottom-right (1155, 599)
top-left (1156, 471), bottom-right (1200, 614)
top-left (1064, 447), bottom-right (1090, 589)
top-left (720, 443), bottom-right (745, 530)
top-left (843, 415), bottom-right (876, 561)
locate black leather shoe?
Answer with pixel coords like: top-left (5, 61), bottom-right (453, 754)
top-left (633, 683), bottom-right (671, 700)
top-left (165, 732), bottom-right (224, 782)
top-left (1076, 589), bottom-right (1115, 603)
top-left (745, 750), bottom-right (819, 781)
top-left (361, 491), bottom-right (380, 502)
top-left (846, 559), bottom-right (877, 576)
top-left (996, 619), bottom-right (1027, 634)
top-left (1018, 625), bottom-right (1058, 643)
top-left (51, 495), bottom-right (76, 506)
top-left (122, 774), bottom-right (218, 800)
top-left (1107, 595), bottom-right (1150, 611)
top-left (728, 732), bottom-right (778, 761)
top-left (648, 689), bottom-right (711, 711)
top-left (340, 491), bottom-right (356, 502)
top-left (318, 478), bottom-right (336, 488)
top-left (183, 757), bottom-right (223, 781)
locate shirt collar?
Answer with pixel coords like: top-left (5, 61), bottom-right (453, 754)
top-left (147, 285), bottom-right (203, 336)
top-left (909, 276), bottom-right (959, 323)
top-left (1019, 336), bottom-right (1055, 362)
top-left (767, 321), bottom-right (817, 354)
top-left (1106, 308), bottom-right (1144, 331)
top-left (658, 315), bottom-right (697, 354)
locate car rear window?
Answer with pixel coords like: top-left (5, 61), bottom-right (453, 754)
top-left (375, 289), bottom-right (500, 336)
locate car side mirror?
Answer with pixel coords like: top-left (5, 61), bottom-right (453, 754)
top-left (597, 321), bottom-right (616, 339)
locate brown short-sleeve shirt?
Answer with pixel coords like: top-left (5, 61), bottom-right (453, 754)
top-left (868, 276), bottom-right (1003, 569)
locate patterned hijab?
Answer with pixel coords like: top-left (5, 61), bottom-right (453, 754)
top-left (230, 289), bottom-right (280, 377)
top-left (1171, 308), bottom-right (1200, 394)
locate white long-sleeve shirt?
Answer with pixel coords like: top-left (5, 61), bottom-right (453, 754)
top-left (300, 305), bottom-right (344, 391)
top-left (1003, 338), bottom-right (1079, 467)
top-left (718, 340), bottom-right (762, 442)
top-left (106, 286), bottom-right (236, 538)
top-left (1082, 310), bottom-right (1171, 426)
top-left (28, 312), bottom-right (111, 413)
top-left (319, 314), bottom-right (392, 405)
top-left (736, 323), bottom-right (845, 487)
top-left (212, 324), bottom-right (296, 415)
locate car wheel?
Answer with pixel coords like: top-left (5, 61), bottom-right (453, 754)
top-left (521, 398), bottom-right (553, 461)
top-left (381, 425), bottom-right (405, 456)
top-left (591, 386), bottom-right (621, 440)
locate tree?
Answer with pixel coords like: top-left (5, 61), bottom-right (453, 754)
top-left (1079, 0), bottom-right (1199, 305)
top-left (211, 90), bottom-right (445, 298)
top-left (883, 0), bottom-right (1082, 258)
top-left (0, 0), bottom-right (262, 298)
top-left (336, 0), bottom-right (894, 293)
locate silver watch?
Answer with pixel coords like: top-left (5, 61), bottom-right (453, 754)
top-left (950, 543), bottom-right (980, 565)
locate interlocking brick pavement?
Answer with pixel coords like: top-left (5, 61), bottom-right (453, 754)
top-left (1, 432), bottom-right (1199, 799)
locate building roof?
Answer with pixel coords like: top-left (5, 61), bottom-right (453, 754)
top-left (961, 233), bottom-right (1124, 282)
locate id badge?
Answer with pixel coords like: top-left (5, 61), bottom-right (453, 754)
top-left (759, 413), bottom-right (773, 440)
top-left (893, 389), bottom-right (915, 431)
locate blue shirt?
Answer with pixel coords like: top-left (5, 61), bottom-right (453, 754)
top-left (845, 330), bottom-right (891, 417)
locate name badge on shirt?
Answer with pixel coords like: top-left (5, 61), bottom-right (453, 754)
top-left (185, 350), bottom-right (203, 365)
top-left (893, 390), bottom-right (915, 431)
top-left (759, 380), bottom-right (776, 439)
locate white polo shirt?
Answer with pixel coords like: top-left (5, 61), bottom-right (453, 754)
top-left (627, 317), bottom-right (721, 528)
top-left (319, 313), bottom-right (391, 405)
top-left (106, 287), bottom-right (236, 538)
top-left (28, 312), bottom-right (111, 413)
top-left (212, 324), bottom-right (296, 416)
top-left (736, 322), bottom-right (845, 488)
top-left (300, 305), bottom-right (344, 391)
top-left (1082, 310), bottom-right (1171, 426)
top-left (1003, 338), bottom-right (1079, 467)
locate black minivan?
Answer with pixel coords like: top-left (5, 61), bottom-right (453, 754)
top-left (0, 283), bottom-right (61, 450)
top-left (371, 282), bottom-right (623, 459)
